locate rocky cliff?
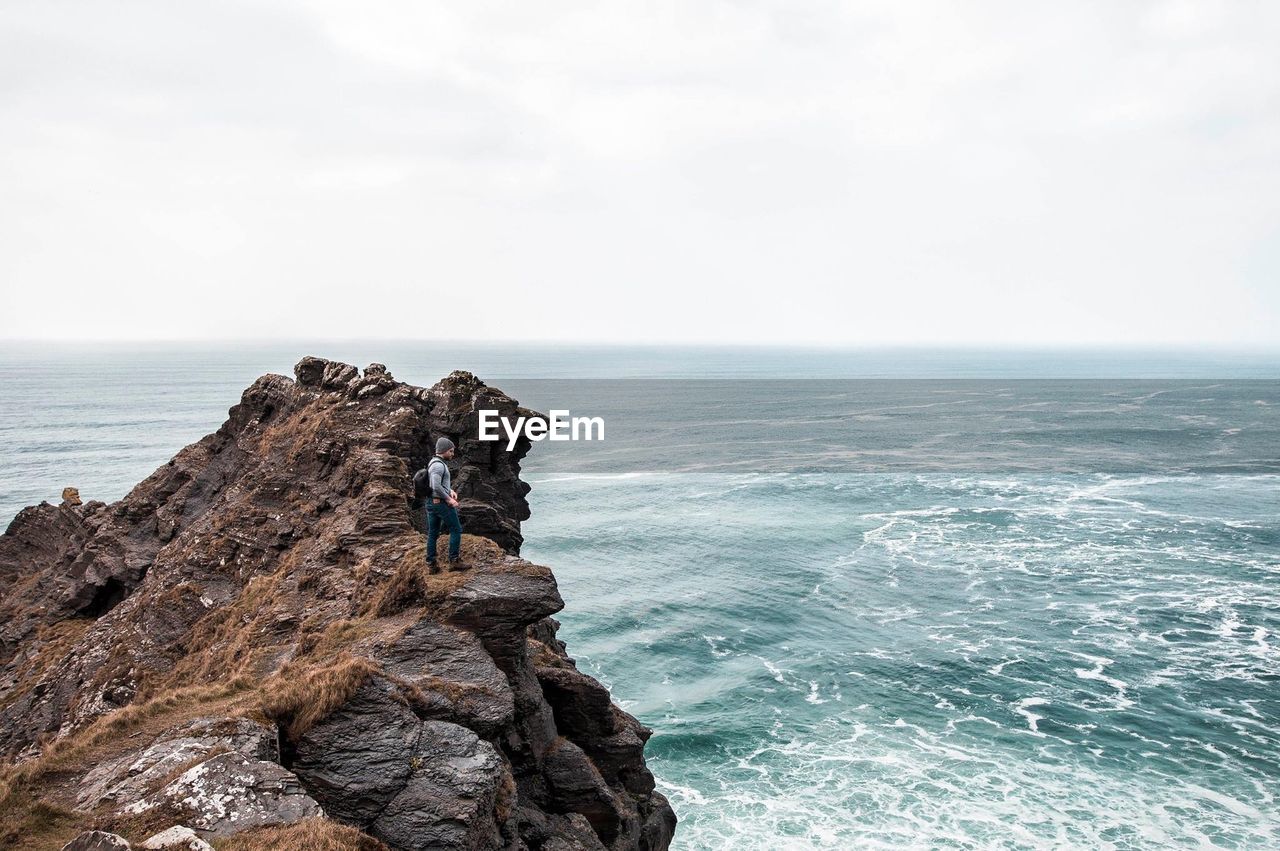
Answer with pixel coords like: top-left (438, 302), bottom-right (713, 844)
top-left (0, 358), bottom-right (675, 851)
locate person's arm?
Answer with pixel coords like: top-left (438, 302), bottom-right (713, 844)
top-left (428, 461), bottom-right (448, 499)
top-left (430, 460), bottom-right (460, 507)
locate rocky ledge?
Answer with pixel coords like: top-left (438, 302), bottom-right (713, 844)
top-left (0, 358), bottom-right (675, 851)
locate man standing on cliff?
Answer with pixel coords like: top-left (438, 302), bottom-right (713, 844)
top-left (417, 437), bottom-right (462, 571)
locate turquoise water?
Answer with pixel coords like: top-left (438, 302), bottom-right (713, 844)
top-left (524, 472), bottom-right (1280, 849)
top-left (2, 344), bottom-right (1279, 849)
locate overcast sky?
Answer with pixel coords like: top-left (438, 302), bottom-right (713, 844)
top-left (1, 1), bottom-right (1278, 345)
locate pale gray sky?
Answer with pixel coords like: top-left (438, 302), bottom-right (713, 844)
top-left (2, 1), bottom-right (1278, 344)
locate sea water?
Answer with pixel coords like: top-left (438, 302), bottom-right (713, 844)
top-left (1, 344), bottom-right (1278, 850)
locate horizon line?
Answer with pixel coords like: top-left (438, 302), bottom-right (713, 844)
top-left (2, 338), bottom-right (1280, 353)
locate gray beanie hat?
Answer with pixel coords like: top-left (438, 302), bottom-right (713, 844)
top-left (435, 437), bottom-right (455, 454)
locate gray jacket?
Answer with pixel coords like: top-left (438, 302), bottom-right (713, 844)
top-left (428, 456), bottom-right (453, 501)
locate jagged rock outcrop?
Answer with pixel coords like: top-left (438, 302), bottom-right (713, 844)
top-left (0, 358), bottom-right (675, 851)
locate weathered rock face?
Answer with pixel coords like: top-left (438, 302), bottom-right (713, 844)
top-left (76, 717), bottom-right (281, 812)
top-left (0, 358), bottom-right (675, 851)
top-left (62, 832), bottom-right (132, 851)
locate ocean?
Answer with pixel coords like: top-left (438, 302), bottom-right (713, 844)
top-left (2, 343), bottom-right (1278, 849)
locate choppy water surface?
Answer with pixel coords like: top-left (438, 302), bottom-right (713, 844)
top-left (1, 344), bottom-right (1278, 849)
top-left (523, 472), bottom-right (1280, 849)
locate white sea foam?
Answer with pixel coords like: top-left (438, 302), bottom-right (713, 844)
top-left (1013, 697), bottom-right (1050, 734)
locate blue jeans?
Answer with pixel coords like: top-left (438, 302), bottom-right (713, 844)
top-left (426, 501), bottom-right (461, 562)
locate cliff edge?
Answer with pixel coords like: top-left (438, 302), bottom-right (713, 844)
top-left (0, 357), bottom-right (676, 851)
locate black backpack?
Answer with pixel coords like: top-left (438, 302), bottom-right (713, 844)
top-left (411, 466), bottom-right (431, 509)
top-left (410, 458), bottom-right (445, 508)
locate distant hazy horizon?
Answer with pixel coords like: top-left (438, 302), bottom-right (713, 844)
top-left (2, 340), bottom-right (1278, 380)
top-left (4, 338), bottom-right (1280, 351)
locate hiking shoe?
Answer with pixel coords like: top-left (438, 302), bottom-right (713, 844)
top-left (426, 559), bottom-right (440, 574)
top-left (447, 557), bottom-right (465, 571)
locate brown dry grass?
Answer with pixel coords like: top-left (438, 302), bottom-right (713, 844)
top-left (0, 620), bottom-right (93, 712)
top-left (296, 618), bottom-right (372, 660)
top-left (153, 560), bottom-right (299, 693)
top-left (361, 549), bottom-right (436, 618)
top-left (259, 654), bottom-right (381, 739)
top-left (361, 534), bottom-right (508, 618)
top-left (0, 794), bottom-right (79, 851)
top-left (258, 401), bottom-right (338, 464)
top-left (4, 678), bottom-right (252, 790)
top-left (398, 673), bottom-right (489, 709)
top-left (494, 760), bottom-right (517, 826)
top-left (217, 817), bottom-right (387, 850)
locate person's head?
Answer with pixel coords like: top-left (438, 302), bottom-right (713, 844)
top-left (435, 437), bottom-right (455, 459)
